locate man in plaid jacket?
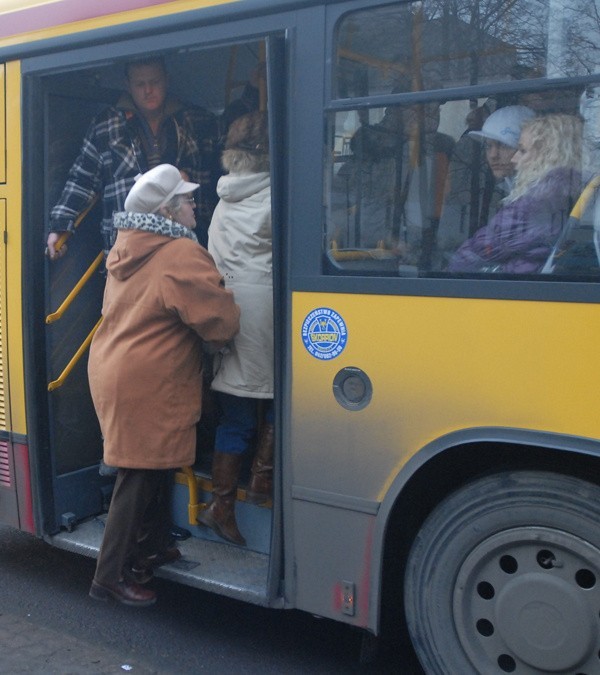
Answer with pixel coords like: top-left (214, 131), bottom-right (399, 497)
top-left (46, 56), bottom-right (219, 259)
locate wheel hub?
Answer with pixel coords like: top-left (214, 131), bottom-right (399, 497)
top-left (453, 527), bottom-right (600, 673)
top-left (495, 571), bottom-right (592, 669)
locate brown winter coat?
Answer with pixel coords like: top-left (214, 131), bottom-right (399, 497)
top-left (88, 227), bottom-right (240, 469)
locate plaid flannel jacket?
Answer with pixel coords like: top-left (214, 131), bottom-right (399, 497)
top-left (49, 95), bottom-right (219, 252)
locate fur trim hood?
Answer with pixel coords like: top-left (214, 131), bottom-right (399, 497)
top-left (108, 211), bottom-right (198, 280)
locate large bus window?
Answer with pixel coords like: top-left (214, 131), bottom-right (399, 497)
top-left (335, 0), bottom-right (600, 99)
top-left (325, 0), bottom-right (600, 280)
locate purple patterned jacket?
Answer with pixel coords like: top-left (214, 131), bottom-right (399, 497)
top-left (448, 168), bottom-right (581, 274)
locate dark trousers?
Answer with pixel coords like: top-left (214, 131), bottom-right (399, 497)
top-left (94, 468), bottom-right (172, 585)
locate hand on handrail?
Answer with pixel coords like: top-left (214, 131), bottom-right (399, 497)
top-left (46, 231), bottom-right (69, 260)
top-left (45, 195), bottom-right (99, 261)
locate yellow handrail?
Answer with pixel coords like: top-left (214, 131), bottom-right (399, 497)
top-left (46, 195), bottom-right (103, 390)
top-left (329, 240), bottom-right (393, 261)
top-left (571, 174), bottom-right (600, 220)
top-left (47, 316), bottom-right (103, 391)
top-left (181, 466), bottom-right (205, 525)
top-left (46, 195), bottom-right (102, 322)
top-left (45, 251), bottom-right (104, 324)
top-left (48, 195), bottom-right (99, 255)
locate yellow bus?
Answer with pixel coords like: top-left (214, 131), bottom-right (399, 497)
top-left (0, 0), bottom-right (599, 671)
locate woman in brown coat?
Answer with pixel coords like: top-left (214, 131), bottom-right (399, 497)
top-left (88, 164), bottom-right (239, 607)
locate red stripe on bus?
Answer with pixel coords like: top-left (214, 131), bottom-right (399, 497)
top-left (14, 443), bottom-right (35, 535)
top-left (0, 0), bottom-right (179, 40)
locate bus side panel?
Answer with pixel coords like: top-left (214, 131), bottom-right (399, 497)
top-left (14, 442), bottom-right (35, 533)
top-left (4, 62), bottom-right (25, 438)
top-left (0, 439), bottom-right (34, 532)
top-left (0, 61), bottom-right (31, 532)
top-left (291, 498), bottom-right (375, 628)
top-left (289, 290), bottom-right (600, 630)
top-left (0, 63), bottom-right (15, 529)
top-left (0, 439), bottom-right (19, 527)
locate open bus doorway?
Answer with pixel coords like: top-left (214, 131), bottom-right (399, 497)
top-left (37, 37), bottom-right (282, 598)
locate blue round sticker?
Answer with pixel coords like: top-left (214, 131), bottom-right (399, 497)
top-left (301, 307), bottom-right (347, 360)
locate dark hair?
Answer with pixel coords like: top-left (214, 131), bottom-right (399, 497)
top-left (124, 56), bottom-right (167, 80)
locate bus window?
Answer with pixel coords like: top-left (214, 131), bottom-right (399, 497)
top-left (334, 1), bottom-right (600, 99)
top-left (325, 0), bottom-right (600, 279)
top-left (326, 100), bottom-right (455, 275)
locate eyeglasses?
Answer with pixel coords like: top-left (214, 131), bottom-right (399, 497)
top-left (180, 198), bottom-right (196, 207)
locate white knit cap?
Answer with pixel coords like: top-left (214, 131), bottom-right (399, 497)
top-left (124, 164), bottom-right (199, 214)
top-left (468, 105), bottom-right (535, 149)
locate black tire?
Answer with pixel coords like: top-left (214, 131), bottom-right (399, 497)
top-left (404, 471), bottom-right (600, 674)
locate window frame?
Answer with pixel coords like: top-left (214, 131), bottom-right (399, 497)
top-left (310, 0), bottom-right (600, 303)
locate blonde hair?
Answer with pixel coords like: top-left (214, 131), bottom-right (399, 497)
top-left (507, 114), bottom-right (582, 202)
top-left (221, 111), bottom-right (270, 174)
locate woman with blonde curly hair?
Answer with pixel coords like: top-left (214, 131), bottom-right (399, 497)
top-left (448, 113), bottom-right (583, 274)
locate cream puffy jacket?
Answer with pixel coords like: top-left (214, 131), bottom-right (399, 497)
top-left (208, 171), bottom-right (273, 398)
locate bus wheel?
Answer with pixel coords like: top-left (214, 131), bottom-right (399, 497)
top-left (403, 470), bottom-right (600, 675)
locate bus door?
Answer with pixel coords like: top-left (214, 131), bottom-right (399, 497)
top-left (43, 75), bottom-right (116, 530)
top-left (36, 29), bottom-right (287, 567)
top-left (29, 20), bottom-right (287, 601)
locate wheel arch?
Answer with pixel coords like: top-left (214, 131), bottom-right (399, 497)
top-left (368, 427), bottom-right (600, 635)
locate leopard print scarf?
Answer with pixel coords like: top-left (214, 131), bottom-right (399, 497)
top-left (113, 211), bottom-right (198, 243)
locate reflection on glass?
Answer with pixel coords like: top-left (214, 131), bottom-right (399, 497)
top-left (327, 103), bottom-right (455, 273)
top-left (335, 0), bottom-right (600, 99)
top-left (325, 0), bottom-right (600, 280)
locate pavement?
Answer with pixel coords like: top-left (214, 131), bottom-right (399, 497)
top-left (0, 611), bottom-right (157, 675)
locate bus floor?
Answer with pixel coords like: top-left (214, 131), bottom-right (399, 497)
top-left (47, 511), bottom-right (273, 607)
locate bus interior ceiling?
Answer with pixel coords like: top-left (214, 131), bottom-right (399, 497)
top-left (43, 42), bottom-right (271, 556)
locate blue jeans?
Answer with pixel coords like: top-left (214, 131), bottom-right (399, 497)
top-left (214, 393), bottom-right (274, 455)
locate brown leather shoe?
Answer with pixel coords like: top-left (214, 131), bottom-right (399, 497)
top-left (135, 546), bottom-right (181, 570)
top-left (89, 579), bottom-right (156, 607)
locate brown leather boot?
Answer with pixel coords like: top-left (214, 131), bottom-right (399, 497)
top-left (246, 423), bottom-right (274, 504)
top-left (197, 452), bottom-right (246, 546)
